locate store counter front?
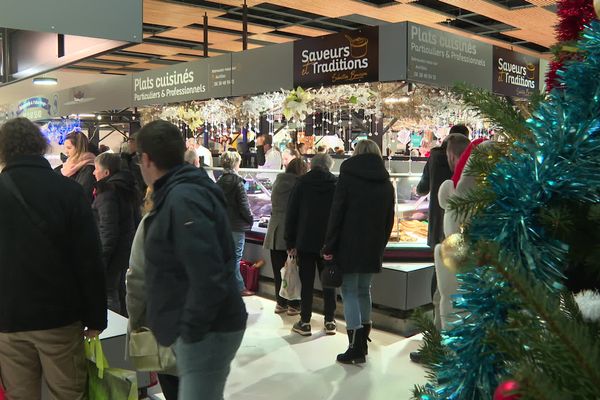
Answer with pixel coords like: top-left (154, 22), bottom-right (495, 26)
top-left (213, 161), bottom-right (435, 313)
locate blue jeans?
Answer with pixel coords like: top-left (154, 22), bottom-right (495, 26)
top-left (231, 231), bottom-right (246, 291)
top-left (341, 273), bottom-right (373, 330)
top-left (175, 330), bottom-right (245, 400)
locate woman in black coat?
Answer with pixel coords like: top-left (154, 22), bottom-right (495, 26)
top-left (286, 154), bottom-right (337, 336)
top-left (92, 152), bottom-right (138, 315)
top-left (216, 151), bottom-right (254, 296)
top-left (323, 140), bottom-right (395, 364)
top-left (61, 131), bottom-right (96, 203)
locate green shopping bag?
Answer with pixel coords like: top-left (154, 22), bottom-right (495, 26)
top-left (85, 338), bottom-right (138, 400)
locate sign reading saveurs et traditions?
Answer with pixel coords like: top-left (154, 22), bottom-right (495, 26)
top-left (493, 46), bottom-right (539, 98)
top-left (293, 26), bottom-right (379, 88)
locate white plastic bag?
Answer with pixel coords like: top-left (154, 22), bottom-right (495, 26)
top-left (279, 255), bottom-right (301, 301)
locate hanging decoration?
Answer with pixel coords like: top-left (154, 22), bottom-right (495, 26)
top-left (41, 119), bottom-right (82, 145)
top-left (282, 87), bottom-right (314, 122)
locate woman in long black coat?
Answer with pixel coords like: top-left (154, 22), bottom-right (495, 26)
top-left (92, 152), bottom-right (138, 315)
top-left (322, 140), bottom-right (395, 364)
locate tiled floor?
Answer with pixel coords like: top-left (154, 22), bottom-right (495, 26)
top-left (223, 296), bottom-right (427, 400)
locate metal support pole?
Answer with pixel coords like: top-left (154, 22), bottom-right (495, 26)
top-left (242, 0), bottom-right (248, 51)
top-left (58, 34), bottom-right (65, 58)
top-left (203, 13), bottom-right (209, 57)
top-left (2, 28), bottom-right (10, 84)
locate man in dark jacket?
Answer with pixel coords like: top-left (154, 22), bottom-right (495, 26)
top-left (412, 124), bottom-right (469, 363)
top-left (137, 120), bottom-right (247, 400)
top-left (120, 133), bottom-right (147, 207)
top-left (286, 153), bottom-right (338, 336)
top-left (93, 152), bottom-right (139, 315)
top-left (0, 118), bottom-right (107, 400)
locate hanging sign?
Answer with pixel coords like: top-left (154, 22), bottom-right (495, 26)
top-left (293, 26), bottom-right (379, 88)
top-left (493, 46), bottom-right (539, 98)
top-left (407, 23), bottom-right (492, 90)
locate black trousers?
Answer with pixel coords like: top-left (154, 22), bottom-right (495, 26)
top-left (298, 251), bottom-right (336, 323)
top-left (157, 373), bottom-right (179, 400)
top-left (270, 250), bottom-right (300, 308)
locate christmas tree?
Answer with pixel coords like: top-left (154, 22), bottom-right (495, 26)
top-left (413, 18), bottom-right (600, 400)
top-left (546, 0), bottom-right (595, 91)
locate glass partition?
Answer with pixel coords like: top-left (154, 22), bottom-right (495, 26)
top-left (208, 161), bottom-right (429, 247)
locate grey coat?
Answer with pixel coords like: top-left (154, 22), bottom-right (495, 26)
top-left (263, 173), bottom-right (298, 251)
top-left (126, 215), bottom-right (177, 375)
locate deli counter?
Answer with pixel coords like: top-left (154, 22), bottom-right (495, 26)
top-left (207, 159), bottom-right (434, 314)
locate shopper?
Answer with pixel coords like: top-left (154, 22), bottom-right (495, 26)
top-left (127, 187), bottom-right (179, 400)
top-left (435, 134), bottom-right (478, 331)
top-left (184, 149), bottom-right (200, 167)
top-left (195, 138), bottom-right (213, 167)
top-left (282, 148), bottom-right (299, 168)
top-left (410, 124), bottom-right (469, 363)
top-left (121, 134), bottom-right (147, 209)
top-left (61, 131), bottom-right (96, 202)
top-left (264, 158), bottom-right (308, 315)
top-left (287, 154), bottom-right (338, 336)
top-left (261, 134), bottom-right (282, 170)
top-left (217, 151), bottom-right (255, 296)
top-left (92, 152), bottom-right (138, 315)
top-left (0, 118), bottom-right (107, 400)
top-left (323, 139), bottom-right (395, 364)
top-left (136, 120), bottom-right (247, 400)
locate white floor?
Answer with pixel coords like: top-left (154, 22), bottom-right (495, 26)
top-left (221, 296), bottom-right (427, 400)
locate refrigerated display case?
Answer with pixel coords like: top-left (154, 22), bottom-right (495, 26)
top-left (209, 159), bottom-right (433, 261)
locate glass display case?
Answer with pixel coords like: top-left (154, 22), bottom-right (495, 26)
top-left (209, 159), bottom-right (430, 249)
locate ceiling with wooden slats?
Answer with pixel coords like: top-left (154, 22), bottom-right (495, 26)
top-left (66, 0), bottom-right (558, 76)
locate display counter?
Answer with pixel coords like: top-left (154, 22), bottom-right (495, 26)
top-left (209, 160), bottom-right (433, 261)
top-left (209, 160), bottom-right (435, 313)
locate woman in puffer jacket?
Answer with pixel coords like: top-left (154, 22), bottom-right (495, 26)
top-left (92, 152), bottom-right (138, 315)
top-left (216, 151), bottom-right (255, 296)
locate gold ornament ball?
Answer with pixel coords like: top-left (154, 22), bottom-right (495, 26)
top-left (596, 0), bottom-right (600, 19)
top-left (440, 233), bottom-right (470, 273)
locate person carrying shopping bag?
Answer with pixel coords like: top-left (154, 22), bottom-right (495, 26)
top-left (286, 154), bottom-right (338, 336)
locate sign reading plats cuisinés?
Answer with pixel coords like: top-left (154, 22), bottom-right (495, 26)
top-left (407, 23), bottom-right (492, 90)
top-left (293, 26), bottom-right (379, 88)
top-left (493, 46), bottom-right (539, 98)
top-left (133, 64), bottom-right (209, 106)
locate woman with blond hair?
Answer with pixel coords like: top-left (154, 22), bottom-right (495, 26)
top-left (61, 131), bottom-right (96, 202)
top-left (323, 139), bottom-right (395, 364)
top-left (217, 151), bottom-right (254, 296)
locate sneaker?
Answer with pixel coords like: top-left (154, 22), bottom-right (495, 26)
top-left (292, 321), bottom-right (312, 336)
top-left (287, 307), bottom-right (301, 316)
top-left (274, 304), bottom-right (287, 314)
top-left (324, 320), bottom-right (337, 335)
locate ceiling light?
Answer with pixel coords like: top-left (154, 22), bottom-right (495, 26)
top-left (70, 114), bottom-right (95, 118)
top-left (32, 77), bottom-right (58, 86)
top-left (97, 115), bottom-right (102, 120)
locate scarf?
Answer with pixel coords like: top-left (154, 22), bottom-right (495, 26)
top-left (451, 138), bottom-right (487, 187)
top-left (61, 152), bottom-right (96, 178)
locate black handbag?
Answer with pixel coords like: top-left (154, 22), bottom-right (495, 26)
top-left (320, 259), bottom-right (343, 288)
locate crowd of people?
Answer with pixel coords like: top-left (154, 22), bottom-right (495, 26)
top-left (0, 116), bottom-right (400, 400)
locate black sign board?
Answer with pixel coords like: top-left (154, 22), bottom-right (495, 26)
top-left (493, 46), bottom-right (539, 98)
top-left (293, 26), bottom-right (379, 88)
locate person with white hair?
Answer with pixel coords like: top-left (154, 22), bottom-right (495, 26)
top-left (216, 151), bottom-right (254, 296)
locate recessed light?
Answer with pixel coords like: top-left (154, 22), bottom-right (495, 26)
top-left (33, 77), bottom-right (58, 86)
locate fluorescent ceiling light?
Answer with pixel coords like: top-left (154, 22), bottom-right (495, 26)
top-left (384, 96), bottom-right (411, 104)
top-left (33, 77), bottom-right (58, 86)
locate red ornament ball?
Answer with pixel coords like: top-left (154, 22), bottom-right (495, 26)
top-left (493, 380), bottom-right (521, 400)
